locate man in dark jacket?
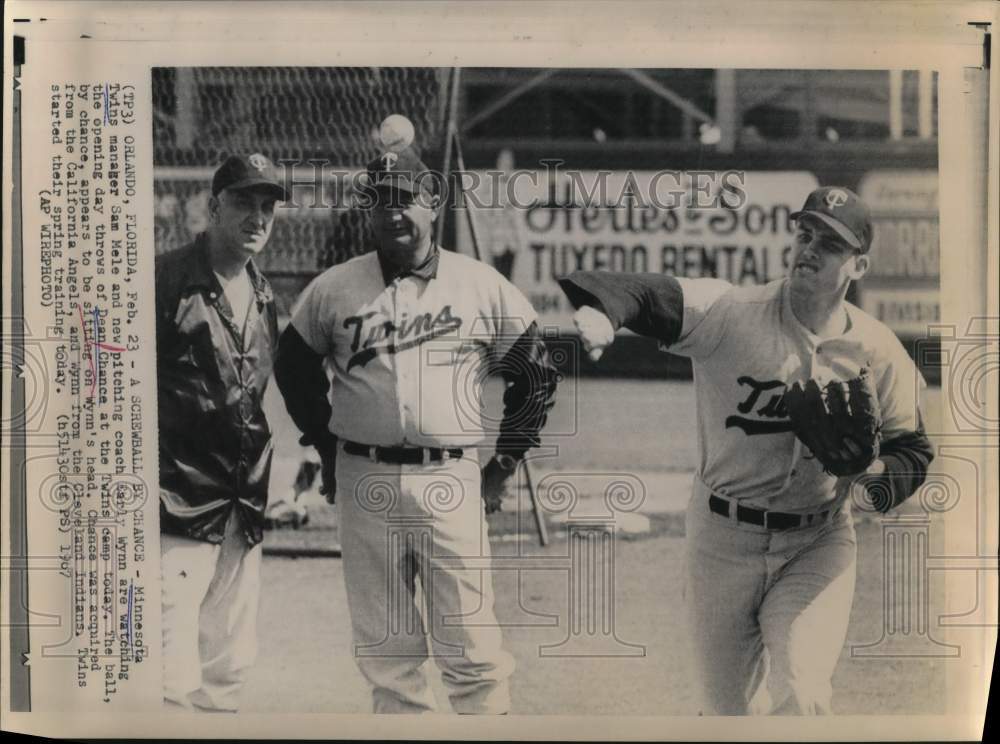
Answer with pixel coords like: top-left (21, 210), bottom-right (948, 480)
top-left (155, 153), bottom-right (287, 711)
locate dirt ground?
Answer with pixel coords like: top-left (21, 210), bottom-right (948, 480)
top-left (244, 519), bottom-right (946, 715)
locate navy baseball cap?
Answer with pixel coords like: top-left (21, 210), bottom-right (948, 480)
top-left (365, 147), bottom-right (437, 199)
top-left (791, 186), bottom-right (873, 253)
top-left (212, 153), bottom-right (289, 200)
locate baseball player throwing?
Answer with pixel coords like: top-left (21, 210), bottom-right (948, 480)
top-left (559, 187), bottom-right (934, 715)
top-left (274, 146), bottom-right (559, 713)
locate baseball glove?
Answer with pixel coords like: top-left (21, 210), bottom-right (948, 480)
top-left (783, 368), bottom-right (883, 477)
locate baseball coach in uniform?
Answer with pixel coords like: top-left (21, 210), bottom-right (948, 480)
top-left (559, 187), bottom-right (934, 715)
top-left (275, 147), bottom-right (559, 714)
top-left (155, 154), bottom-right (288, 710)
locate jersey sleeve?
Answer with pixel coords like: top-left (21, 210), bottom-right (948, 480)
top-left (490, 273), bottom-right (539, 360)
top-left (659, 277), bottom-right (733, 360)
top-left (875, 336), bottom-right (926, 439)
top-left (289, 273), bottom-right (336, 355)
top-left (558, 272), bottom-right (732, 360)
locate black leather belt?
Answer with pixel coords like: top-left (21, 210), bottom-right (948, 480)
top-left (342, 440), bottom-right (464, 465)
top-left (708, 494), bottom-right (833, 531)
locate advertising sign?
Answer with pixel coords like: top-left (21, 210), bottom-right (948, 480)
top-left (457, 170), bottom-right (819, 331)
top-left (858, 170), bottom-right (940, 336)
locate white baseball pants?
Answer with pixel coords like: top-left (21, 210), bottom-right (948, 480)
top-left (160, 505), bottom-right (262, 712)
top-left (684, 480), bottom-right (857, 715)
top-left (336, 447), bottom-right (514, 714)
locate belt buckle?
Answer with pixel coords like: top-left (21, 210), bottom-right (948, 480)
top-left (368, 446), bottom-right (378, 463)
top-left (421, 448), bottom-right (429, 465)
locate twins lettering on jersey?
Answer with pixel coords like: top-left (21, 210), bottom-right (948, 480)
top-left (344, 304), bottom-right (463, 371)
top-left (725, 375), bottom-right (795, 435)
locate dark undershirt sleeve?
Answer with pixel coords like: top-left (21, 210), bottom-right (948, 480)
top-left (493, 322), bottom-right (559, 461)
top-left (865, 413), bottom-right (935, 512)
top-left (274, 324), bottom-right (338, 457)
top-left (557, 271), bottom-right (684, 345)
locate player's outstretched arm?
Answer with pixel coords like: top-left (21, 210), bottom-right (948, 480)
top-left (557, 272), bottom-right (685, 358)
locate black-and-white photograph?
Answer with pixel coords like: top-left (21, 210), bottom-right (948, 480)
top-left (149, 65), bottom-right (950, 716)
top-left (4, 2), bottom-right (995, 739)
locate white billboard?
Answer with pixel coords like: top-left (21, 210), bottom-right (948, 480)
top-left (457, 170), bottom-right (819, 331)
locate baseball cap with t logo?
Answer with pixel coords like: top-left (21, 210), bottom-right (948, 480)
top-left (212, 153), bottom-right (289, 200)
top-left (365, 146), bottom-right (438, 204)
top-left (791, 186), bottom-right (873, 253)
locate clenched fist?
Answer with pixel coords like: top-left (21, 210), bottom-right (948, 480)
top-left (572, 306), bottom-right (615, 361)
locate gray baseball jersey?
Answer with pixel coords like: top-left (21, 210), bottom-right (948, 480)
top-left (290, 248), bottom-right (538, 447)
top-left (666, 277), bottom-right (923, 511)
